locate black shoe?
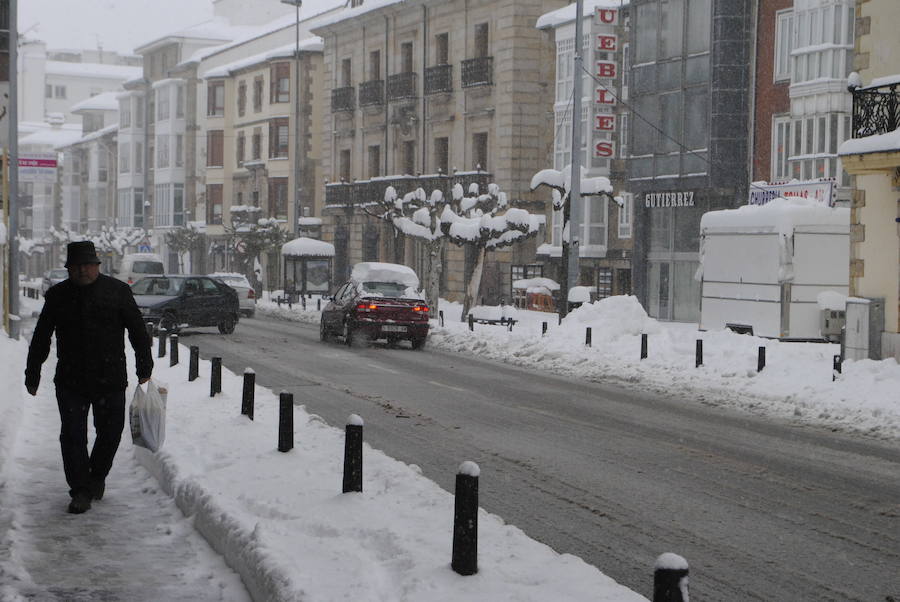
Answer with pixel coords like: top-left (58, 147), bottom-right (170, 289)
top-left (67, 493), bottom-right (92, 514)
top-left (89, 480), bottom-right (105, 501)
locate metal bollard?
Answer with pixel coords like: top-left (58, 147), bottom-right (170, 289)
top-left (452, 461), bottom-right (480, 576)
top-left (317, 298), bottom-right (321, 311)
top-left (188, 346), bottom-right (199, 381)
top-left (342, 415), bottom-right (364, 493)
top-left (641, 333), bottom-right (648, 360)
top-left (558, 312), bottom-right (562, 326)
top-left (757, 346), bottom-right (766, 372)
top-left (653, 553), bottom-right (689, 602)
top-left (169, 334), bottom-right (179, 367)
top-left (468, 314), bottom-right (474, 331)
top-left (585, 327), bottom-right (592, 347)
top-left (278, 392), bottom-right (294, 452)
top-left (832, 354), bottom-right (842, 381)
top-left (146, 321), bottom-right (154, 340)
top-left (242, 368), bottom-right (255, 420)
top-left (439, 310), bottom-right (444, 327)
top-left (301, 296), bottom-right (307, 310)
top-left (157, 329), bottom-right (168, 358)
top-left (210, 357), bottom-right (222, 397)
top-left (542, 321), bottom-right (547, 336)
top-left (695, 339), bottom-right (703, 368)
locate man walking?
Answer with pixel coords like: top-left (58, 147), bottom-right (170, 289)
top-left (25, 241), bottom-right (153, 514)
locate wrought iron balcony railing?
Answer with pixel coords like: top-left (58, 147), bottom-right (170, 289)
top-left (324, 171), bottom-right (493, 212)
top-left (331, 86), bottom-right (356, 112)
top-left (461, 57), bottom-right (493, 88)
top-left (850, 81), bottom-right (900, 138)
top-left (359, 80), bottom-right (384, 107)
top-left (424, 64), bottom-right (453, 95)
top-left (387, 72), bottom-right (418, 101)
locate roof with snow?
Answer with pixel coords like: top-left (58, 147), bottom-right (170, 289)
top-left (59, 124), bottom-right (119, 149)
top-left (70, 91), bottom-right (121, 113)
top-left (201, 38), bottom-right (323, 79)
top-left (700, 197), bottom-right (849, 234)
top-left (44, 61), bottom-right (142, 81)
top-left (281, 237), bottom-right (335, 257)
top-left (536, 0), bottom-right (628, 30)
top-left (134, 16), bottom-right (256, 56)
top-left (19, 126), bottom-right (83, 149)
top-left (311, 0), bottom-right (406, 32)
top-left (350, 262), bottom-right (419, 288)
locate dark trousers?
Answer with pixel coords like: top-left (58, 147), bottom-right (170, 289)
top-left (56, 387), bottom-right (126, 498)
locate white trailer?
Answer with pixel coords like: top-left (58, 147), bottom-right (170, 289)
top-left (697, 197), bottom-right (850, 340)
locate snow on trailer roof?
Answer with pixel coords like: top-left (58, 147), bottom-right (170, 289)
top-left (281, 237), bottom-right (335, 257)
top-left (351, 262), bottom-right (419, 288)
top-left (700, 197), bottom-right (849, 235)
top-left (512, 277), bottom-right (560, 291)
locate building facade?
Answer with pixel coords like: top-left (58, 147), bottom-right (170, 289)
top-left (312, 0), bottom-right (565, 304)
top-left (629, 0), bottom-right (754, 322)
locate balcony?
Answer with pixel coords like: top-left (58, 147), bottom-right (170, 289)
top-left (424, 64), bottom-right (453, 95)
top-left (461, 57), bottom-right (493, 88)
top-left (359, 80), bottom-right (384, 107)
top-left (331, 86), bottom-right (356, 112)
top-left (850, 81), bottom-right (900, 138)
top-left (323, 171), bottom-right (493, 211)
top-left (387, 72), bottom-right (417, 101)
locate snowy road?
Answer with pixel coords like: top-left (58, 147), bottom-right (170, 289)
top-left (182, 315), bottom-right (900, 601)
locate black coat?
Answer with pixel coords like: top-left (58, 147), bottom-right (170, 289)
top-left (26, 274), bottom-right (153, 395)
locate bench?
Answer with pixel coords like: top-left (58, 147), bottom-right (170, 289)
top-left (467, 314), bottom-right (517, 331)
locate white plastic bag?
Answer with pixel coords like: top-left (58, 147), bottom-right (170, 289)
top-left (130, 379), bottom-right (167, 452)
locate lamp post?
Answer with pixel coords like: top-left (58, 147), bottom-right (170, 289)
top-left (281, 0), bottom-right (302, 236)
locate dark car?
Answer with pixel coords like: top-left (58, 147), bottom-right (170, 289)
top-left (320, 262), bottom-right (430, 349)
top-left (131, 275), bottom-right (240, 334)
top-left (41, 268), bottom-right (69, 295)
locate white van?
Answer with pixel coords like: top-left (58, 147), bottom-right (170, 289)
top-left (115, 253), bottom-right (165, 285)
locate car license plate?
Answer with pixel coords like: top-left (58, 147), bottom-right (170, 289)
top-left (382, 325), bottom-right (407, 333)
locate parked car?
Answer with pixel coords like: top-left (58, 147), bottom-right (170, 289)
top-left (209, 272), bottom-right (256, 317)
top-left (131, 275), bottom-right (240, 334)
top-left (41, 268), bottom-right (68, 295)
top-left (320, 262), bottom-right (430, 349)
top-left (114, 253), bottom-right (165, 285)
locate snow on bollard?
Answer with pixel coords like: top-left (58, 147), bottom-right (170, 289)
top-left (210, 357), bottom-right (222, 397)
top-left (451, 461), bottom-right (480, 576)
top-left (158, 329), bottom-right (168, 358)
top-left (278, 391), bottom-right (294, 452)
top-left (342, 414), bottom-right (364, 493)
top-left (585, 327), bottom-right (592, 347)
top-left (757, 346), bottom-right (766, 372)
top-left (695, 339), bottom-right (703, 368)
top-left (169, 334), bottom-right (179, 367)
top-left (641, 333), bottom-right (648, 360)
top-left (242, 368), bottom-right (255, 420)
top-left (188, 346), bottom-right (199, 381)
top-left (653, 553), bottom-right (689, 602)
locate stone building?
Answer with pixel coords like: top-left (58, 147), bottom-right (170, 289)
top-left (311, 0), bottom-right (566, 305)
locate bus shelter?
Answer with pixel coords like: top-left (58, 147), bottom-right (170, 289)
top-left (281, 237), bottom-right (335, 300)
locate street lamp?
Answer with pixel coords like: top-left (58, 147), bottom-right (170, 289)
top-left (281, 0), bottom-right (302, 236)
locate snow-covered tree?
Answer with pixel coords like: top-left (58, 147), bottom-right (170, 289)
top-left (225, 207), bottom-right (289, 285)
top-left (164, 223), bottom-right (204, 273)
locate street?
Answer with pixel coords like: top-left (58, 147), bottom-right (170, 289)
top-left (178, 314), bottom-right (900, 601)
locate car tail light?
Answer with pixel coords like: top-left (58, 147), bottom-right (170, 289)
top-left (413, 305), bottom-right (429, 312)
top-left (248, 289), bottom-right (255, 299)
top-left (357, 303), bottom-right (380, 310)
top-left (127, 278), bottom-right (133, 284)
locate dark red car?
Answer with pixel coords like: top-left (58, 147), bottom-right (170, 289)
top-left (319, 262), bottom-right (430, 349)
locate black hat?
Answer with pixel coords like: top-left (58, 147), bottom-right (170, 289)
top-left (64, 241), bottom-right (101, 267)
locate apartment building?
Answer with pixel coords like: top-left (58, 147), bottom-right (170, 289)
top-left (838, 0), bottom-right (900, 361)
top-left (312, 0), bottom-right (565, 304)
top-left (536, 0), bottom-right (633, 301)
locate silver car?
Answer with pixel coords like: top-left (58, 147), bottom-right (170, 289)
top-left (209, 272), bottom-right (256, 317)
top-left (41, 268), bottom-right (68, 296)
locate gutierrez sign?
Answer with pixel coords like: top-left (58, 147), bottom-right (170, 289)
top-left (644, 191), bottom-right (696, 208)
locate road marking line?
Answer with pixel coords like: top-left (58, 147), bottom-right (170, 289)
top-left (368, 363), bottom-right (399, 374)
top-left (428, 380), bottom-right (468, 393)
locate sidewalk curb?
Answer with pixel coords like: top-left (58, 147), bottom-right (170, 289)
top-left (134, 446), bottom-right (297, 602)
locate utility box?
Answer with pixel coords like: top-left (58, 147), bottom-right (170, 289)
top-left (845, 297), bottom-right (885, 360)
top-left (820, 309), bottom-right (846, 343)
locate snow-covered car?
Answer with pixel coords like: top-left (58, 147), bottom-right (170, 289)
top-left (41, 268), bottom-right (68, 295)
top-left (209, 272), bottom-right (256, 317)
top-left (320, 262), bottom-right (429, 349)
top-left (132, 275), bottom-right (240, 335)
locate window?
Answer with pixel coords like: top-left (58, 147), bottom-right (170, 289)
top-left (402, 140), bottom-right (416, 175)
top-left (368, 145), bottom-right (381, 178)
top-left (556, 38), bottom-right (574, 102)
top-left (208, 81), bottom-right (225, 116)
top-left (774, 10), bottom-right (794, 81)
top-left (97, 148), bottom-right (108, 182)
top-left (54, 85), bottom-right (67, 99)
top-left (238, 81), bottom-right (247, 116)
top-left (268, 178), bottom-right (288, 220)
top-left (435, 33), bottom-right (449, 65)
top-left (253, 77), bottom-right (264, 112)
top-left (584, 196), bottom-right (607, 246)
top-left (252, 128), bottom-right (262, 160)
top-left (270, 63), bottom-right (290, 103)
top-left (135, 99), bottom-right (144, 128)
top-left (236, 131), bottom-right (245, 167)
top-left (207, 184), bottom-right (223, 225)
top-left (595, 268), bottom-right (613, 300)
top-left (157, 135), bottom-right (169, 168)
top-left (434, 137), bottom-right (449, 175)
top-left (207, 130), bottom-right (224, 167)
top-left (660, 0), bottom-right (685, 60)
top-left (339, 149), bottom-right (351, 181)
top-left (473, 132), bottom-right (488, 171)
top-left (474, 23), bottom-right (489, 58)
top-left (173, 184), bottom-right (184, 226)
top-left (175, 134), bottom-right (183, 167)
top-left (120, 101), bottom-right (131, 128)
top-left (175, 84), bottom-right (184, 118)
top-left (368, 50), bottom-right (381, 80)
top-left (341, 58), bottom-right (352, 87)
top-left (119, 144), bottom-right (130, 173)
top-left (269, 118), bottom-right (289, 158)
top-left (772, 116), bottom-right (790, 180)
top-left (155, 183), bottom-right (171, 226)
top-left (45, 84), bottom-right (52, 99)
top-left (135, 142), bottom-right (143, 174)
top-left (401, 42), bottom-right (414, 73)
top-left (157, 88), bottom-right (169, 121)
top-left (134, 189), bottom-right (144, 228)
top-left (791, 2), bottom-right (854, 84)
top-left (618, 192), bottom-right (633, 239)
